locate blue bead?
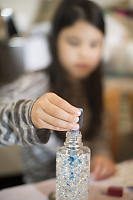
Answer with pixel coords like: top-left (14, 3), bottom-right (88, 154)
top-left (78, 159), bottom-right (82, 164)
top-left (70, 156), bottom-right (74, 161)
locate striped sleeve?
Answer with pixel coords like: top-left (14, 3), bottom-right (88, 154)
top-left (0, 71), bottom-right (52, 146)
top-left (0, 99), bottom-right (51, 146)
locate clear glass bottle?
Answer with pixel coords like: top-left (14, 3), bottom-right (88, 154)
top-left (56, 109), bottom-right (90, 200)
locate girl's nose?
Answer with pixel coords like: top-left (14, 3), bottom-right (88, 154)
top-left (79, 47), bottom-right (89, 59)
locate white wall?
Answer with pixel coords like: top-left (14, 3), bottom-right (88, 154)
top-left (0, 0), bottom-right (43, 32)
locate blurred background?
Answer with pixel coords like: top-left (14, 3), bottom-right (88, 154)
top-left (0, 0), bottom-right (133, 189)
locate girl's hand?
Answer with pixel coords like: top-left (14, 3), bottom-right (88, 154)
top-left (91, 156), bottom-right (116, 181)
top-left (31, 92), bottom-right (81, 131)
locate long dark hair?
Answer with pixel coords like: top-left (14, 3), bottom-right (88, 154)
top-left (45, 0), bottom-right (105, 140)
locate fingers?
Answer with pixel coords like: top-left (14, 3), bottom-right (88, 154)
top-left (41, 98), bottom-right (80, 124)
top-left (98, 167), bottom-right (115, 180)
top-left (47, 93), bottom-right (81, 115)
top-left (37, 108), bottom-right (79, 130)
top-left (38, 119), bottom-right (69, 131)
top-left (92, 165), bottom-right (113, 180)
top-left (92, 165), bottom-right (102, 180)
top-left (31, 92), bottom-right (81, 130)
top-left (91, 156), bottom-right (116, 181)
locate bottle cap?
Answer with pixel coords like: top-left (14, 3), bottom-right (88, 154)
top-left (72, 108), bottom-right (83, 135)
top-left (78, 108), bottom-right (83, 129)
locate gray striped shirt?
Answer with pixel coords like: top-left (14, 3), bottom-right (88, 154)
top-left (0, 70), bottom-right (111, 182)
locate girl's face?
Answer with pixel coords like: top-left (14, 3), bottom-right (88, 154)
top-left (57, 20), bottom-right (104, 80)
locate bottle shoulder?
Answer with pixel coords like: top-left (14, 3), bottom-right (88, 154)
top-left (56, 145), bottom-right (90, 155)
top-left (81, 146), bottom-right (91, 154)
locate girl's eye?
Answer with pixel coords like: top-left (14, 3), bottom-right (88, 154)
top-left (68, 39), bottom-right (80, 46)
top-left (90, 41), bottom-right (99, 48)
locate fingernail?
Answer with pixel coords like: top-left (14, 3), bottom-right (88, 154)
top-left (70, 123), bottom-right (79, 130)
top-left (75, 109), bottom-right (81, 116)
top-left (73, 117), bottom-right (79, 123)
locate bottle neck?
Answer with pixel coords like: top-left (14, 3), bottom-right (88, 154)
top-left (64, 131), bottom-right (83, 149)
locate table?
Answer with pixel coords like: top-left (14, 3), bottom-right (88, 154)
top-left (0, 160), bottom-right (133, 200)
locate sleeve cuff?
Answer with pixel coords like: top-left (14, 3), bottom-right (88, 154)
top-left (27, 100), bottom-right (51, 144)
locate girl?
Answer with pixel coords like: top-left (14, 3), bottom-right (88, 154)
top-left (0, 0), bottom-right (115, 182)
